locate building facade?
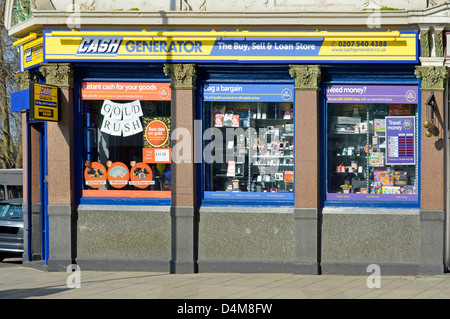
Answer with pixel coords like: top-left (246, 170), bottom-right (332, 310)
top-left (6, 0), bottom-right (450, 275)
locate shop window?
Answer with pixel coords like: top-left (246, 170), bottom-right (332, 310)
top-left (81, 82), bottom-right (172, 199)
top-left (202, 83), bottom-right (294, 203)
top-left (325, 84), bottom-right (419, 205)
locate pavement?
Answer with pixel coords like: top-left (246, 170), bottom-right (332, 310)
top-left (1, 259), bottom-right (450, 302)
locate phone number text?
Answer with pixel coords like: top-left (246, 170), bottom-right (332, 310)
top-left (333, 41), bottom-right (388, 47)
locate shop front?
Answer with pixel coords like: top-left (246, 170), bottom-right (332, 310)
top-left (11, 28), bottom-right (448, 275)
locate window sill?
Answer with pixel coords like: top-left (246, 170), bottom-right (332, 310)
top-left (79, 196), bottom-right (171, 206)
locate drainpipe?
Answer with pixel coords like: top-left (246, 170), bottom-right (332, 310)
top-left (26, 118), bottom-right (31, 262)
top-left (446, 78), bottom-right (450, 272)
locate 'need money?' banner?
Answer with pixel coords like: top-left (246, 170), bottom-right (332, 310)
top-left (42, 31), bottom-right (418, 64)
top-left (326, 85), bottom-right (418, 104)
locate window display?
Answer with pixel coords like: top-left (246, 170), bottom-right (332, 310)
top-left (325, 85), bottom-right (419, 203)
top-left (81, 82), bottom-right (172, 198)
top-left (202, 83), bottom-right (294, 199)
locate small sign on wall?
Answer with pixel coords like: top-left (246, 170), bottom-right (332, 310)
top-left (22, 37), bottom-right (43, 71)
top-left (29, 82), bottom-right (59, 121)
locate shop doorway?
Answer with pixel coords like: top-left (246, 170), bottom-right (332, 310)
top-left (27, 121), bottom-right (49, 264)
top-left (37, 123), bottom-right (49, 264)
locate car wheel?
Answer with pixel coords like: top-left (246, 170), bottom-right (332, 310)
top-left (0, 255), bottom-right (4, 262)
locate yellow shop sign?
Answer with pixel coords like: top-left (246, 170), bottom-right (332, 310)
top-left (15, 30), bottom-right (418, 69)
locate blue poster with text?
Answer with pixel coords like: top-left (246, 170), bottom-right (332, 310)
top-left (203, 83), bottom-right (294, 102)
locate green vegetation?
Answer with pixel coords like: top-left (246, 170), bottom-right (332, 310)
top-left (363, 7), bottom-right (405, 11)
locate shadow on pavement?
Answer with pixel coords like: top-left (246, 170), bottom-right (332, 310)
top-left (1, 258), bottom-right (22, 265)
top-left (0, 287), bottom-right (70, 299)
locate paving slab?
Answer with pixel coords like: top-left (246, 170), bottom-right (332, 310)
top-left (0, 264), bottom-right (449, 301)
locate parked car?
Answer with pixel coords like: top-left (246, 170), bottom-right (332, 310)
top-left (0, 199), bottom-right (23, 262)
top-left (0, 169), bottom-right (23, 201)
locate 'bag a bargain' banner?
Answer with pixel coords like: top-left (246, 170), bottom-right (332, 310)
top-left (43, 31), bottom-right (418, 64)
top-left (203, 83), bottom-right (293, 102)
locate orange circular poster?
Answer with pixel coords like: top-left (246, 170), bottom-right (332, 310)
top-left (129, 162), bottom-right (154, 189)
top-left (159, 87), bottom-right (170, 100)
top-left (84, 160), bottom-right (107, 189)
top-left (107, 161), bottom-right (129, 189)
top-left (145, 120), bottom-right (169, 147)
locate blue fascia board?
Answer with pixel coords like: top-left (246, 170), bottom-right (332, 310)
top-left (11, 89), bottom-right (30, 112)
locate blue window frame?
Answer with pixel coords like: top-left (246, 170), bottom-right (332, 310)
top-left (321, 65), bottom-right (420, 208)
top-left (198, 77), bottom-right (295, 207)
top-left (73, 64), bottom-right (172, 206)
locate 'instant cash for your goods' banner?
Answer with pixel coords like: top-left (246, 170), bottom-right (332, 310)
top-left (43, 31), bottom-right (418, 64)
top-left (81, 82), bottom-right (171, 101)
top-left (81, 82), bottom-right (172, 138)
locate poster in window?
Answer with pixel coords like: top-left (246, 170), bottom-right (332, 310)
top-left (129, 161), bottom-right (154, 189)
top-left (84, 160), bottom-right (107, 188)
top-left (106, 161), bottom-right (129, 189)
top-left (142, 117), bottom-right (171, 164)
top-left (386, 116), bottom-right (415, 165)
top-left (100, 100), bottom-right (143, 137)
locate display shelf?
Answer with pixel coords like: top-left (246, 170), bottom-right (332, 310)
top-left (253, 156), bottom-right (294, 159)
top-left (331, 132), bottom-right (367, 135)
top-left (206, 101), bottom-right (294, 194)
top-left (253, 164), bottom-right (294, 166)
top-left (246, 105), bottom-right (294, 193)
